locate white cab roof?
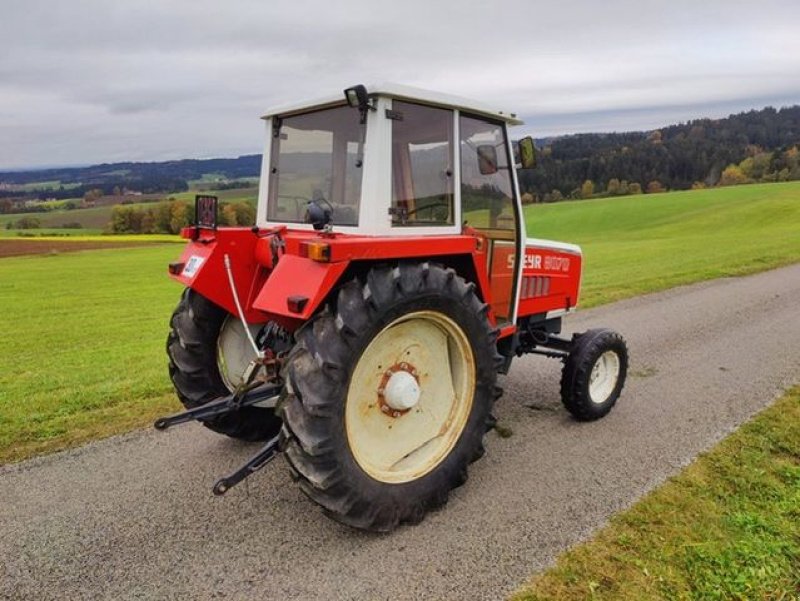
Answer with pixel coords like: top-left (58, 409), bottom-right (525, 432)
top-left (261, 82), bottom-right (524, 125)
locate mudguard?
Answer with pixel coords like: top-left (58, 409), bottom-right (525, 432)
top-left (251, 254), bottom-right (349, 321)
top-left (168, 228), bottom-right (266, 323)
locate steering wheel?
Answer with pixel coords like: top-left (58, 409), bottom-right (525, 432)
top-left (404, 201), bottom-right (450, 219)
top-left (276, 195), bottom-right (310, 220)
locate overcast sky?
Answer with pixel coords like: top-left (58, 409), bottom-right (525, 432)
top-left (2, 0), bottom-right (799, 170)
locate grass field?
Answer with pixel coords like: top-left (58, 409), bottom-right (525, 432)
top-left (0, 244), bottom-right (181, 461)
top-left (0, 202), bottom-right (156, 233)
top-left (0, 227), bottom-right (104, 238)
top-left (0, 186), bottom-right (258, 237)
top-left (525, 181), bottom-right (800, 307)
top-left (512, 386), bottom-right (800, 600)
top-left (169, 185), bottom-right (258, 204)
top-left (8, 233), bottom-right (182, 243)
top-left (0, 182), bottom-right (798, 463)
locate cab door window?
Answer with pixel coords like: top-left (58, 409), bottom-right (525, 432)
top-left (390, 101), bottom-right (454, 226)
top-left (460, 114), bottom-right (519, 322)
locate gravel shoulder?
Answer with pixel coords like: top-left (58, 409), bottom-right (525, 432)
top-left (2, 264), bottom-right (799, 600)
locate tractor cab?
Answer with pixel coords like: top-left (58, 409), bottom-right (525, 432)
top-left (257, 83), bottom-right (533, 324)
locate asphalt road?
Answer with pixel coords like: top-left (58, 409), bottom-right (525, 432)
top-left (3, 264), bottom-right (799, 601)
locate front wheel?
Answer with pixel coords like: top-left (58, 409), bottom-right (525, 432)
top-left (560, 328), bottom-right (628, 421)
top-left (279, 263), bottom-right (501, 531)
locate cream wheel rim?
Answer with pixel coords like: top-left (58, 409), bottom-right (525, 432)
top-left (345, 310), bottom-right (476, 484)
top-left (216, 315), bottom-right (262, 391)
top-left (588, 350), bottom-right (620, 404)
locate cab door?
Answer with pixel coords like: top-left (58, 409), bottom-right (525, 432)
top-left (459, 114), bottom-right (521, 325)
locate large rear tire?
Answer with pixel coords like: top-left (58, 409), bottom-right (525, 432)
top-left (167, 288), bottom-right (282, 441)
top-left (279, 263), bottom-right (501, 532)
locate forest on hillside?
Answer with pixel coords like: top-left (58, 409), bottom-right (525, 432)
top-left (519, 105), bottom-right (800, 201)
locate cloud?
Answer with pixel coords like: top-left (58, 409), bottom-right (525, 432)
top-left (1, 0), bottom-right (799, 169)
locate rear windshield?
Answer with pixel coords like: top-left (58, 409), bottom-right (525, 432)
top-left (268, 105), bottom-right (364, 226)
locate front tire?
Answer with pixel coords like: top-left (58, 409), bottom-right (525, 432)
top-left (167, 288), bottom-right (282, 441)
top-left (279, 263), bottom-right (501, 531)
top-left (560, 328), bottom-right (628, 421)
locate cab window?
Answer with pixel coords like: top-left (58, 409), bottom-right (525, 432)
top-left (460, 114), bottom-right (516, 233)
top-left (268, 105), bottom-right (364, 226)
top-left (390, 101), bottom-right (454, 226)
top-left (460, 114), bottom-right (519, 323)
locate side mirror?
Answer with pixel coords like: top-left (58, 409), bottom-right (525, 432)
top-left (477, 145), bottom-right (498, 175)
top-left (517, 136), bottom-right (537, 169)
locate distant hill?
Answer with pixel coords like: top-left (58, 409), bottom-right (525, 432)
top-left (0, 156), bottom-right (263, 200)
top-left (520, 105), bottom-right (800, 199)
top-left (3, 104), bottom-right (799, 203)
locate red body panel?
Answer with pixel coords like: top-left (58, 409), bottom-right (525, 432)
top-left (516, 243), bottom-right (582, 318)
top-left (169, 227), bottom-right (266, 323)
top-left (168, 227), bottom-right (582, 333)
top-left (487, 242), bottom-right (516, 321)
top-left (251, 255), bottom-right (349, 321)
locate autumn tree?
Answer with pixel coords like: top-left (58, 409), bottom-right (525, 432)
top-left (169, 201), bottom-right (191, 233)
top-left (154, 202), bottom-right (173, 232)
top-left (13, 216), bottom-right (41, 229)
top-left (110, 205), bottom-right (143, 233)
top-left (83, 188), bottom-right (103, 204)
top-left (580, 180), bottom-right (594, 199)
top-left (646, 180), bottom-right (665, 194)
top-left (140, 211), bottom-right (156, 234)
top-left (230, 202), bottom-right (255, 225)
top-left (719, 165), bottom-right (747, 186)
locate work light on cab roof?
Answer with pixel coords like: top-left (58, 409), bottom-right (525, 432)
top-left (154, 83), bottom-right (629, 532)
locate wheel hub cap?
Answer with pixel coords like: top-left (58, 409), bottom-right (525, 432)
top-left (380, 365), bottom-right (421, 413)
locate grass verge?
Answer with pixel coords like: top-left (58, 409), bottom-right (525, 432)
top-left (511, 387), bottom-right (800, 601)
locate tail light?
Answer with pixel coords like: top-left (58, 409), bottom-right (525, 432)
top-left (300, 241), bottom-right (331, 262)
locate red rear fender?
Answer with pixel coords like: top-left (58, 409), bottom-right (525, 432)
top-left (251, 255), bottom-right (349, 322)
top-left (168, 228), bottom-right (266, 323)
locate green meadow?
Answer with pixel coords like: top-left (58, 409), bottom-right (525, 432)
top-left (525, 181), bottom-right (800, 307)
top-left (0, 182), bottom-right (799, 462)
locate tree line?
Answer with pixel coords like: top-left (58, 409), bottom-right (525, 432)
top-left (109, 200), bottom-right (255, 234)
top-left (519, 105), bottom-right (800, 200)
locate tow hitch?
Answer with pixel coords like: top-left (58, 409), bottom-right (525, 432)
top-left (211, 432), bottom-right (280, 495)
top-left (154, 380), bottom-right (284, 495)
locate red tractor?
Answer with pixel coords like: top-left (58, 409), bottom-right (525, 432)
top-left (155, 84), bottom-right (628, 532)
